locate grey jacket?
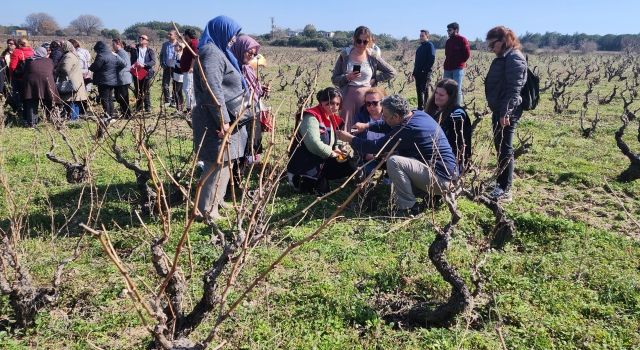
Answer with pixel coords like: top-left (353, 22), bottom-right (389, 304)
top-left (331, 47), bottom-right (397, 90)
top-left (484, 48), bottom-right (527, 119)
top-left (114, 48), bottom-right (132, 85)
top-left (192, 42), bottom-right (249, 162)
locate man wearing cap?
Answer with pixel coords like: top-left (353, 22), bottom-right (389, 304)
top-left (130, 34), bottom-right (156, 112)
top-left (160, 30), bottom-right (178, 107)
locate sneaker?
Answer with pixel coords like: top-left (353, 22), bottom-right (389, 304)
top-left (488, 187), bottom-right (512, 202)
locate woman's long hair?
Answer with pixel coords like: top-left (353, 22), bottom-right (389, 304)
top-left (486, 26), bottom-right (521, 51)
top-left (425, 78), bottom-right (459, 121)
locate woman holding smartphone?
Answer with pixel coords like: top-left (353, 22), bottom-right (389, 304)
top-left (331, 26), bottom-right (396, 131)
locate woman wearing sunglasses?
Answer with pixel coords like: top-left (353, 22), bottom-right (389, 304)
top-left (354, 87), bottom-right (387, 176)
top-left (484, 26), bottom-right (527, 202)
top-left (331, 26), bottom-right (396, 131)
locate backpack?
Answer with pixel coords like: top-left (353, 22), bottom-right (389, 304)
top-left (520, 66), bottom-right (540, 111)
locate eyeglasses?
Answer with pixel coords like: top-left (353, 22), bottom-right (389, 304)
top-left (246, 51), bottom-right (257, 57)
top-left (324, 101), bottom-right (341, 107)
top-left (8, 42), bottom-right (15, 46)
top-left (365, 100), bottom-right (380, 107)
top-left (139, 37), bottom-right (148, 40)
top-left (356, 39), bottom-right (369, 45)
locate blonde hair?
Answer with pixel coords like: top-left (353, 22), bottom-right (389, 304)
top-left (17, 38), bottom-right (30, 47)
top-left (364, 86), bottom-right (387, 99)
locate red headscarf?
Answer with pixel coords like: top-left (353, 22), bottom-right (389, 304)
top-left (304, 104), bottom-right (343, 133)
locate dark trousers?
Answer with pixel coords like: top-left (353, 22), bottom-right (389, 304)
top-left (134, 78), bottom-right (151, 111)
top-left (415, 72), bottom-right (431, 110)
top-left (492, 108), bottom-right (522, 191)
top-left (10, 80), bottom-right (23, 113)
top-left (162, 67), bottom-right (172, 103)
top-left (172, 80), bottom-right (183, 110)
top-left (97, 85), bottom-right (114, 117)
top-left (114, 84), bottom-right (131, 118)
top-left (24, 99), bottom-right (52, 126)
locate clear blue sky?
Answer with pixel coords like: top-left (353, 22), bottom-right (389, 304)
top-left (2, 0), bottom-right (638, 40)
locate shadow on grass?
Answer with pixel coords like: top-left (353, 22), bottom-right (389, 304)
top-left (0, 181), bottom-right (148, 238)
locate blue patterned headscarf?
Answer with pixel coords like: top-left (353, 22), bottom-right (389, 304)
top-left (199, 15), bottom-right (246, 88)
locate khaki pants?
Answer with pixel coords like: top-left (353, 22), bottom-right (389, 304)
top-left (386, 155), bottom-right (453, 209)
top-left (197, 160), bottom-right (231, 219)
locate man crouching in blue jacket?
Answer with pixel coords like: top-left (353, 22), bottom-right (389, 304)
top-left (336, 94), bottom-right (458, 216)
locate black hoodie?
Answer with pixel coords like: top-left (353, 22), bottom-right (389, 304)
top-left (89, 41), bottom-right (125, 86)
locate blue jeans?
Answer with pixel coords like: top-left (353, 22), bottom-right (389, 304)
top-left (443, 69), bottom-right (464, 105)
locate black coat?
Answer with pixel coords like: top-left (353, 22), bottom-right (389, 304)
top-left (484, 48), bottom-right (527, 119)
top-left (89, 41), bottom-right (124, 87)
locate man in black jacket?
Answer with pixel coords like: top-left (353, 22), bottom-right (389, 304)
top-left (129, 35), bottom-right (157, 113)
top-left (413, 30), bottom-right (435, 110)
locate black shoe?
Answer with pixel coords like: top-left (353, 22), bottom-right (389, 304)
top-left (398, 202), bottom-right (424, 218)
top-left (315, 177), bottom-right (330, 196)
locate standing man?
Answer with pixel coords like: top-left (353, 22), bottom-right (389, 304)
top-left (130, 34), bottom-right (156, 113)
top-left (444, 22), bottom-right (471, 105)
top-left (413, 29), bottom-right (436, 110)
top-left (160, 30), bottom-right (178, 107)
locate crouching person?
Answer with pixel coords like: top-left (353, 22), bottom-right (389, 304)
top-left (337, 94), bottom-right (459, 216)
top-left (287, 87), bottom-right (354, 195)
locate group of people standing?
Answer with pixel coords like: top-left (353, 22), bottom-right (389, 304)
top-left (0, 29), bottom-right (201, 126)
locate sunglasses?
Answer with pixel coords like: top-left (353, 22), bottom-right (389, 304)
top-left (365, 100), bottom-right (380, 107)
top-left (488, 39), bottom-right (501, 49)
top-left (356, 39), bottom-right (369, 45)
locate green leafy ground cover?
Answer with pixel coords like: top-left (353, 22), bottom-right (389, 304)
top-left (0, 47), bottom-right (639, 349)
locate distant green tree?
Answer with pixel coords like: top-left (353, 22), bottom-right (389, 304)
top-left (303, 24), bottom-right (317, 38)
top-left (101, 28), bottom-right (120, 39)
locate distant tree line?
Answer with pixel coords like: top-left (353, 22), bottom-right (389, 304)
top-left (2, 16), bottom-right (639, 53)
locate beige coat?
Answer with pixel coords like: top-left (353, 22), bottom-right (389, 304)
top-left (56, 45), bottom-right (88, 102)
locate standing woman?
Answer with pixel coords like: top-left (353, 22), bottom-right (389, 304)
top-left (192, 15), bottom-right (252, 222)
top-left (425, 78), bottom-right (472, 172)
top-left (484, 26), bottom-right (527, 201)
top-left (231, 34), bottom-right (270, 162)
top-left (179, 28), bottom-right (199, 114)
top-left (130, 34), bottom-right (156, 113)
top-left (56, 41), bottom-right (88, 121)
top-left (22, 47), bottom-right (59, 127)
top-left (89, 41), bottom-right (125, 118)
top-left (331, 26), bottom-right (396, 130)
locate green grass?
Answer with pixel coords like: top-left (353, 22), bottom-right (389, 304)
top-left (1, 47), bottom-right (639, 349)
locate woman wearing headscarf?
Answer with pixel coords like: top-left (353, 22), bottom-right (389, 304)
top-left (192, 15), bottom-right (253, 222)
top-left (56, 40), bottom-right (88, 120)
top-left (22, 47), bottom-right (59, 127)
top-left (231, 34), bottom-right (271, 163)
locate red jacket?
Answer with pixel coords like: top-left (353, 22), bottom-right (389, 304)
top-left (179, 38), bottom-right (199, 73)
top-left (444, 34), bottom-right (471, 70)
top-left (9, 46), bottom-right (34, 79)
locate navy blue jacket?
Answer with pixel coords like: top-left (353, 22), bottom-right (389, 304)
top-left (351, 110), bottom-right (458, 180)
top-left (413, 41), bottom-right (436, 75)
top-left (89, 41), bottom-right (124, 87)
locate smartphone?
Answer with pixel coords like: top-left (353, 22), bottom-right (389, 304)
top-left (353, 64), bottom-right (361, 73)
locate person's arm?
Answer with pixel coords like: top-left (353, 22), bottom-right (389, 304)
top-left (145, 48), bottom-right (157, 71)
top-left (88, 55), bottom-right (103, 73)
top-left (299, 115), bottom-right (333, 158)
top-left (461, 37), bottom-right (471, 63)
top-left (331, 54), bottom-right (348, 87)
top-left (367, 119), bottom-right (392, 133)
top-left (426, 42), bottom-right (436, 72)
top-left (159, 43), bottom-right (167, 69)
top-left (198, 47), bottom-right (230, 128)
top-left (500, 52), bottom-right (527, 119)
top-left (372, 55), bottom-right (397, 85)
top-left (350, 125), bottom-right (403, 156)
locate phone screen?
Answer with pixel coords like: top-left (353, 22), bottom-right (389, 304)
top-left (353, 64), bottom-right (361, 73)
